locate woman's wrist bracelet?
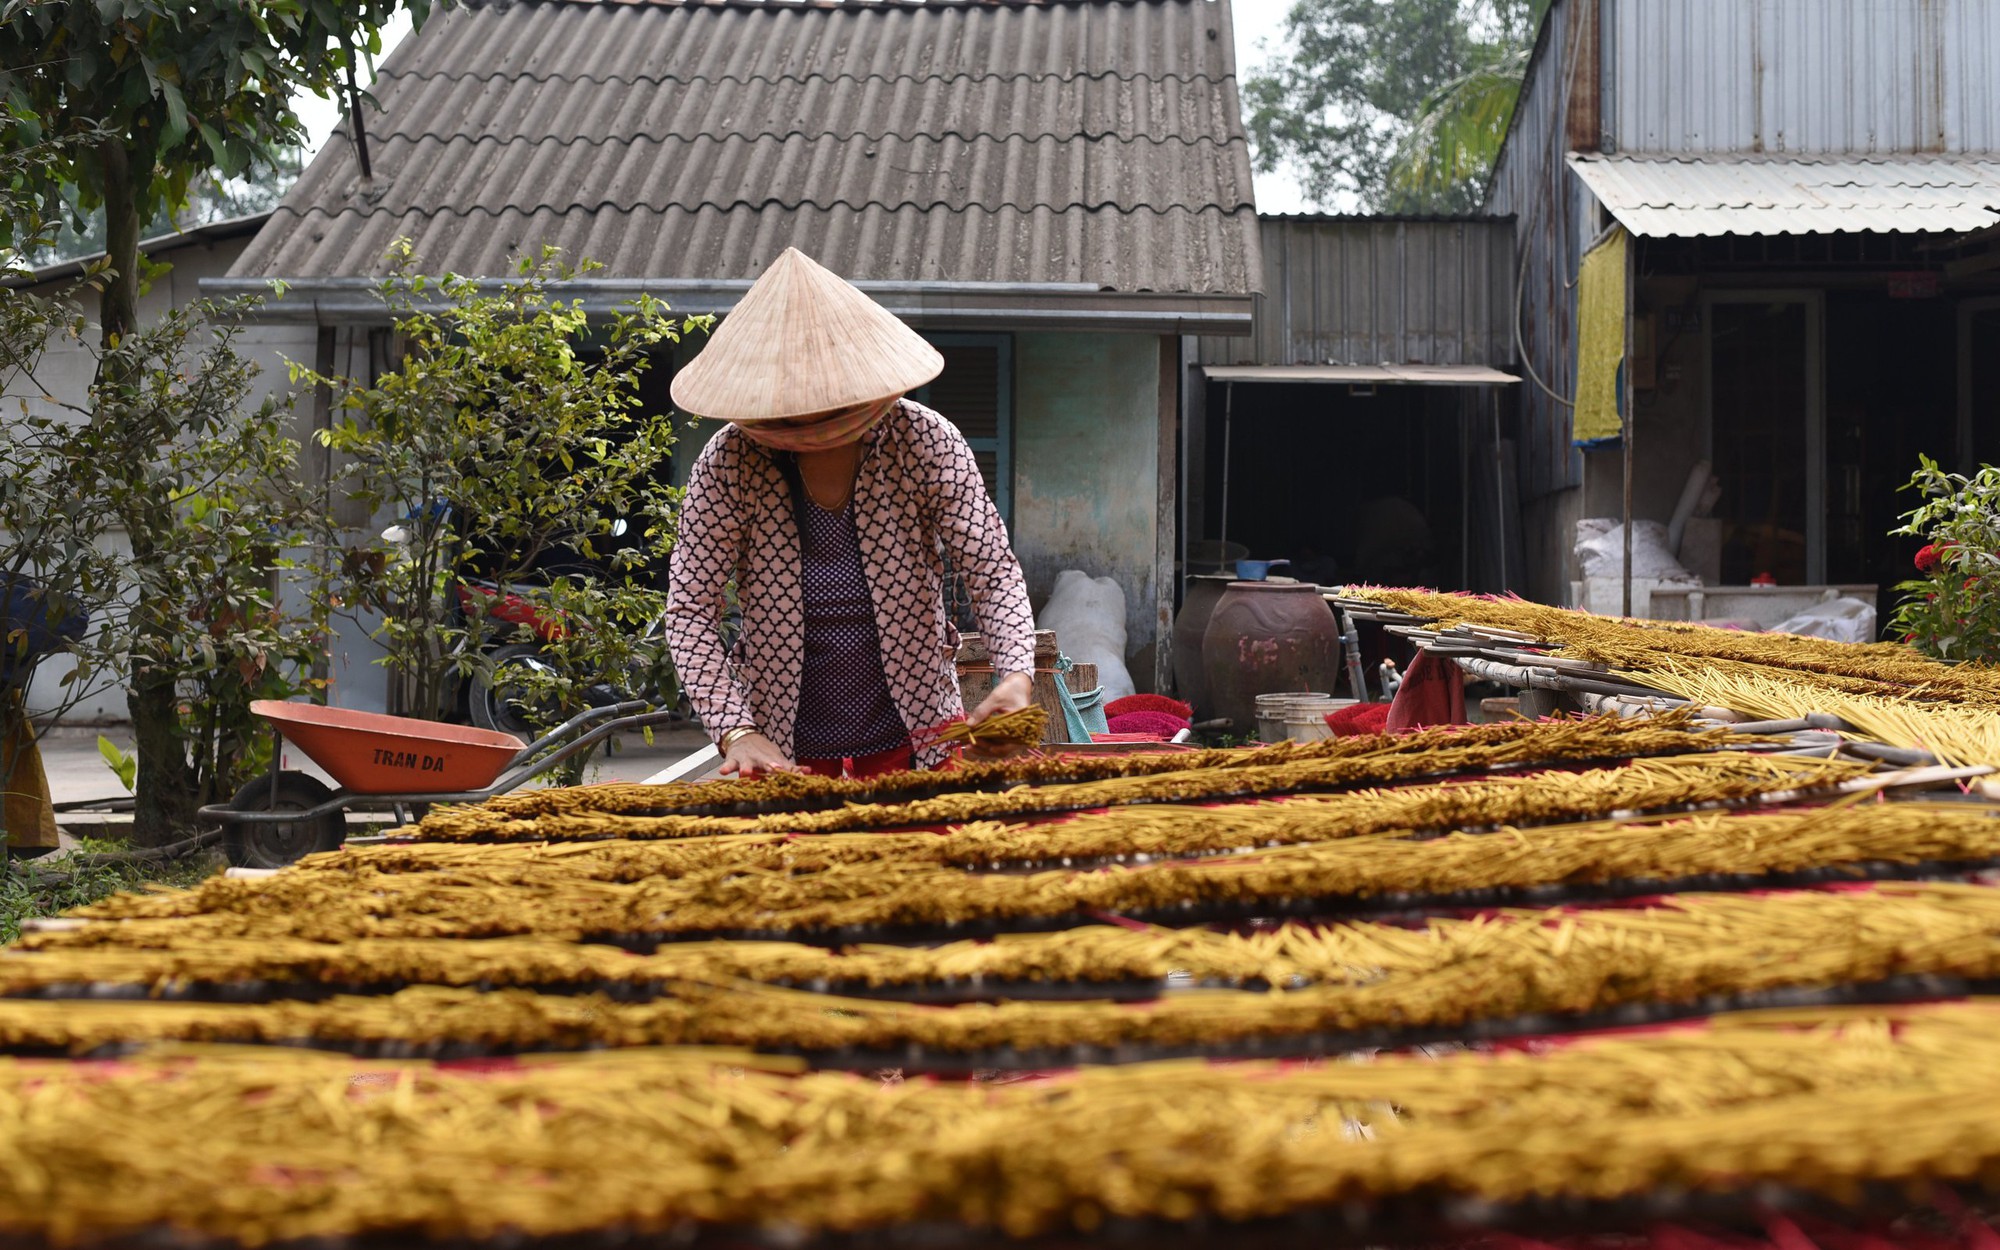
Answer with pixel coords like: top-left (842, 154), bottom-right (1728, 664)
top-left (718, 726), bottom-right (759, 752)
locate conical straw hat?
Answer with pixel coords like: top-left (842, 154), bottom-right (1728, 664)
top-left (670, 248), bottom-right (944, 423)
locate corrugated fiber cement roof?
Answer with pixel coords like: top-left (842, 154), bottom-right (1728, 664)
top-left (232, 0), bottom-right (1258, 296)
top-left (1569, 153), bottom-right (2000, 237)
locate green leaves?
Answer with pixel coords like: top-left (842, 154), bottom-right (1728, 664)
top-left (96, 735), bottom-right (138, 792)
top-left (1243, 0), bottom-right (1544, 211)
top-left (1382, 44), bottom-right (1532, 214)
top-left (1888, 457), bottom-right (2000, 665)
top-left (0, 1), bottom-right (425, 271)
top-left (293, 244), bottom-right (700, 729)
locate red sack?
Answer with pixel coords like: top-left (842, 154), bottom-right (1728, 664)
top-left (1106, 710), bottom-right (1191, 739)
top-left (1106, 693), bottom-right (1195, 721)
top-left (1325, 702), bottom-right (1392, 736)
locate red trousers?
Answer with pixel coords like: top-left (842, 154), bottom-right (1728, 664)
top-left (797, 745), bottom-right (915, 778)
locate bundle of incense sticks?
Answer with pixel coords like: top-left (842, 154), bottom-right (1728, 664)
top-left (922, 705), bottom-right (1049, 748)
top-left (1633, 662), bottom-right (2000, 769)
top-left (931, 750), bottom-right (1871, 866)
top-left (4, 1006), bottom-right (2000, 1247)
top-left (1347, 587), bottom-right (2000, 705)
top-left (410, 714), bottom-right (1760, 842)
top-left (213, 751), bottom-right (1861, 887)
top-left (68, 804), bottom-right (2000, 944)
top-left (10, 887), bottom-right (2000, 1053)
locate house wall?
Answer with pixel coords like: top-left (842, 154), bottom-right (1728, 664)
top-left (1012, 332), bottom-right (1163, 685)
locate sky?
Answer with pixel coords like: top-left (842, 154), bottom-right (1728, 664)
top-left (292, 2), bottom-right (1320, 214)
top-left (291, 11), bottom-right (414, 155)
top-left (1227, 0), bottom-right (1317, 214)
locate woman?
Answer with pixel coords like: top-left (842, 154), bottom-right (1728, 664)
top-left (665, 248), bottom-right (1037, 777)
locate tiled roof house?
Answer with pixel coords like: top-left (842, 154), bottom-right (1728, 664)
top-left (217, 0), bottom-right (1263, 697)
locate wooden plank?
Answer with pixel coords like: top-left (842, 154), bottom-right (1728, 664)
top-left (958, 630), bottom-right (1075, 744)
top-left (1155, 332), bottom-right (1178, 695)
top-left (956, 630), bottom-right (1059, 669)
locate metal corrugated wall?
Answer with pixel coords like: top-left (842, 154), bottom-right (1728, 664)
top-left (1484, 0), bottom-right (1591, 502)
top-left (1194, 216), bottom-right (1516, 366)
top-left (1607, 0), bottom-right (2000, 155)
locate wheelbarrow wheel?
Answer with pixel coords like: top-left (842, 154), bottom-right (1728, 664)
top-left (222, 772), bottom-right (345, 870)
top-left (468, 643), bottom-right (548, 741)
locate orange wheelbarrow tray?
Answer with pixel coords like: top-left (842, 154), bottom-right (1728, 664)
top-left (198, 700), bottom-right (683, 868)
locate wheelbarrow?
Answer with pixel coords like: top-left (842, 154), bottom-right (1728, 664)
top-left (200, 699), bottom-right (684, 869)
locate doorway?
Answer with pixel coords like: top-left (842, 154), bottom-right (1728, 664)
top-left (1200, 381), bottom-right (1467, 590)
top-left (1962, 298), bottom-right (2000, 468)
top-left (1822, 292), bottom-right (1955, 595)
top-left (1704, 292), bottom-right (1824, 584)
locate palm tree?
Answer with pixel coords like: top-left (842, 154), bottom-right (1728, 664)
top-left (1380, 0), bottom-right (1549, 214)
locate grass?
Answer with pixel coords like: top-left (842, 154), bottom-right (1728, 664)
top-left (1, 843), bottom-right (222, 945)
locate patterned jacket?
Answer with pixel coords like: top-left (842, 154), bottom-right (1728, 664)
top-left (665, 399), bottom-right (1038, 768)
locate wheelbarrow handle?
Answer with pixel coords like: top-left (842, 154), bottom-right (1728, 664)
top-left (507, 700), bottom-right (652, 767)
top-left (483, 704), bottom-right (685, 795)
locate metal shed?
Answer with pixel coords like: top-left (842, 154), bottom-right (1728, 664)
top-left (1182, 215), bottom-right (1523, 601)
top-left (1487, 0), bottom-right (2000, 618)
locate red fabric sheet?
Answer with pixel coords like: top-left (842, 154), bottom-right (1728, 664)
top-left (1385, 648), bottom-right (1467, 732)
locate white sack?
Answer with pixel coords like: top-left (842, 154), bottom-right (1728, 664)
top-left (1036, 569), bottom-right (1135, 701)
top-left (1575, 519), bottom-right (1699, 583)
top-left (1770, 597), bottom-right (1877, 645)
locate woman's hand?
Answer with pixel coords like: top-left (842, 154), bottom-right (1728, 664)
top-left (969, 672), bottom-right (1034, 725)
top-left (717, 731), bottom-right (800, 777)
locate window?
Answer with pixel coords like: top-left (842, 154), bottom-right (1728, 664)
top-left (913, 334), bottom-right (1014, 632)
top-left (914, 334), bottom-right (1013, 524)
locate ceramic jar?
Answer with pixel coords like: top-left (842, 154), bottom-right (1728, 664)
top-left (1201, 582), bottom-right (1342, 737)
top-left (1170, 573), bottom-right (1236, 716)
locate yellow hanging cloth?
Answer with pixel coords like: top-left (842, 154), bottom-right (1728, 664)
top-left (1572, 225), bottom-right (1627, 445)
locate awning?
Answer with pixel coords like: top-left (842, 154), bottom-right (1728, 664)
top-left (1201, 364), bottom-right (1518, 385)
top-left (1567, 153), bottom-right (2000, 237)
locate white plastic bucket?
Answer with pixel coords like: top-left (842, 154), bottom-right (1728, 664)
top-left (1254, 691), bottom-right (1327, 743)
top-left (1285, 696), bottom-right (1356, 742)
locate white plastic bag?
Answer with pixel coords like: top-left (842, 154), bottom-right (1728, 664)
top-left (1036, 570), bottom-right (1135, 701)
top-left (1770, 597), bottom-right (1877, 645)
top-left (1574, 519), bottom-right (1699, 583)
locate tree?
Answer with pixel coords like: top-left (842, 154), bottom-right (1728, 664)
top-left (22, 147), bottom-right (307, 269)
top-left (1244, 0), bottom-right (1545, 213)
top-left (4, 296), bottom-right (334, 841)
top-left (302, 246), bottom-right (699, 771)
top-left (1, 3), bottom-right (425, 345)
top-left (0, 0), bottom-right (429, 844)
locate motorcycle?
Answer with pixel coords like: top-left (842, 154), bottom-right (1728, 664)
top-left (380, 515), bottom-right (687, 739)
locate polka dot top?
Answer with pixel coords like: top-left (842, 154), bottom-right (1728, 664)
top-left (792, 497), bottom-right (910, 761)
